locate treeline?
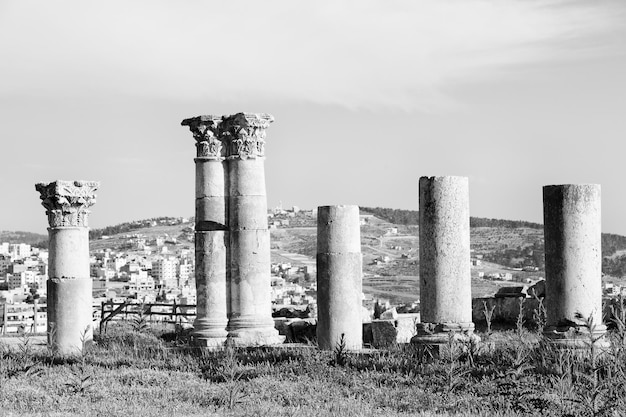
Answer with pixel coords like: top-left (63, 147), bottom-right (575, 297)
top-left (469, 217), bottom-right (542, 229)
top-left (360, 207), bottom-right (419, 225)
top-left (601, 234), bottom-right (626, 277)
top-left (89, 217), bottom-right (187, 240)
top-left (602, 233), bottom-right (626, 258)
top-left (360, 207), bottom-right (543, 229)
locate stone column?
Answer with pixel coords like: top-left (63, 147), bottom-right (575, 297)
top-left (35, 180), bottom-right (98, 355)
top-left (412, 176), bottom-right (474, 346)
top-left (316, 205), bottom-right (363, 350)
top-left (221, 112), bottom-right (283, 346)
top-left (543, 184), bottom-right (607, 347)
top-left (181, 115), bottom-right (229, 347)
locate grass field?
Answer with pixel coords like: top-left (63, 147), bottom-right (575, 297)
top-left (2, 319), bottom-right (626, 417)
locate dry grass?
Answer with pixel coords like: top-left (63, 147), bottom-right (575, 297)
top-left (2, 321), bottom-right (626, 417)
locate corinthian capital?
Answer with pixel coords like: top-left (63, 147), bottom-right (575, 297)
top-left (181, 115), bottom-right (224, 159)
top-left (35, 180), bottom-right (99, 228)
top-left (221, 112), bottom-right (274, 160)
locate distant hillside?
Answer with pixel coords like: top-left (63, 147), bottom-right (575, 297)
top-left (361, 207), bottom-right (626, 276)
top-left (0, 231), bottom-right (47, 248)
top-left (360, 207), bottom-right (542, 229)
top-left (89, 217), bottom-right (190, 240)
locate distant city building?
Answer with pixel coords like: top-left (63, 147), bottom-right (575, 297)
top-left (9, 243), bottom-right (31, 260)
top-left (152, 257), bottom-right (179, 289)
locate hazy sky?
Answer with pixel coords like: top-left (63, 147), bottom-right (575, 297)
top-left (1, 0), bottom-right (625, 235)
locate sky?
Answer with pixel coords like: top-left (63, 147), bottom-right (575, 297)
top-left (1, 0), bottom-right (625, 235)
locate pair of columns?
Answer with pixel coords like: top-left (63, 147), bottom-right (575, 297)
top-left (181, 112), bottom-right (282, 347)
top-left (35, 180), bottom-right (99, 355)
top-left (413, 176), bottom-right (606, 348)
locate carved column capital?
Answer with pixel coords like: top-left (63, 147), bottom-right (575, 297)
top-left (221, 112), bottom-right (274, 160)
top-left (35, 180), bottom-right (99, 228)
top-left (181, 115), bottom-right (225, 160)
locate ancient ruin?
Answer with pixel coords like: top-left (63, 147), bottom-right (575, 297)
top-left (412, 176), bottom-right (474, 346)
top-left (543, 184), bottom-right (608, 347)
top-left (35, 180), bottom-right (99, 354)
top-left (182, 112), bottom-right (282, 346)
top-left (316, 205), bottom-right (363, 350)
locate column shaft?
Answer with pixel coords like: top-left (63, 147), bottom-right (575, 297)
top-left (413, 176), bottom-right (474, 344)
top-left (543, 184), bottom-right (607, 347)
top-left (194, 159), bottom-right (228, 344)
top-left (47, 227), bottom-right (92, 353)
top-left (227, 158), bottom-right (278, 342)
top-left (316, 205), bottom-right (362, 350)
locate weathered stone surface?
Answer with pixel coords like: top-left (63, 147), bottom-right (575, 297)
top-left (272, 307), bottom-right (310, 319)
top-left (36, 180), bottom-right (98, 355)
top-left (193, 231), bottom-right (228, 342)
top-left (35, 180), bottom-right (98, 228)
top-left (229, 230), bottom-right (272, 321)
top-left (195, 158), bottom-right (227, 230)
top-left (286, 319), bottom-right (317, 344)
top-left (222, 113), bottom-right (282, 346)
top-left (47, 276), bottom-right (92, 353)
top-left (495, 286), bottom-right (528, 298)
top-left (181, 115), bottom-right (224, 159)
top-left (195, 197), bottom-right (228, 231)
top-left (227, 158), bottom-right (267, 196)
top-left (228, 195), bottom-right (269, 230)
top-left (371, 320), bottom-right (398, 348)
top-left (414, 176), bottom-right (474, 346)
top-left (472, 297), bottom-right (539, 324)
top-left (316, 205), bottom-right (363, 351)
top-left (221, 112), bottom-right (273, 160)
top-left (317, 205), bottom-right (361, 254)
top-left (543, 184), bottom-right (607, 347)
top-left (380, 307), bottom-right (398, 320)
top-left (396, 314), bottom-right (420, 343)
top-left (183, 117), bottom-right (229, 347)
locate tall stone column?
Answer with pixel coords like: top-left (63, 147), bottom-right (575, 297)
top-left (543, 184), bottom-right (607, 347)
top-left (35, 180), bottom-right (98, 355)
top-left (181, 115), bottom-right (229, 347)
top-left (316, 205), bottom-right (363, 350)
top-left (221, 112), bottom-right (283, 346)
top-left (412, 176), bottom-right (474, 346)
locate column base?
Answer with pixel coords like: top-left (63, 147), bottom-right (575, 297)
top-left (192, 336), bottom-right (228, 349)
top-left (192, 328), bottom-right (228, 348)
top-left (543, 324), bottom-right (610, 349)
top-left (226, 327), bottom-right (285, 347)
top-left (193, 318), bottom-right (228, 336)
top-left (410, 322), bottom-right (478, 348)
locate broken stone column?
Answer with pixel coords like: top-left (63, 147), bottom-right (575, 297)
top-left (35, 180), bottom-right (98, 355)
top-left (412, 176), bottom-right (474, 346)
top-left (543, 184), bottom-right (607, 347)
top-left (181, 115), bottom-right (228, 347)
top-left (316, 205), bottom-right (363, 350)
top-left (221, 112), bottom-right (283, 346)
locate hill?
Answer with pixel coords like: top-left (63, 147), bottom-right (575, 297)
top-left (89, 216), bottom-right (191, 240)
top-left (0, 230), bottom-right (47, 248)
top-left (360, 206), bottom-right (543, 229)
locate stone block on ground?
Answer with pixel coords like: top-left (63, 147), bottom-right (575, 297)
top-left (371, 320), bottom-right (398, 348)
top-left (287, 319), bottom-right (317, 344)
top-left (396, 314), bottom-right (420, 343)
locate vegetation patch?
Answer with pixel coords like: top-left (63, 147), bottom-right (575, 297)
top-left (2, 321), bottom-right (626, 416)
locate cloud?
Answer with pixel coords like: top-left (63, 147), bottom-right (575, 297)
top-left (0, 0), bottom-right (624, 111)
